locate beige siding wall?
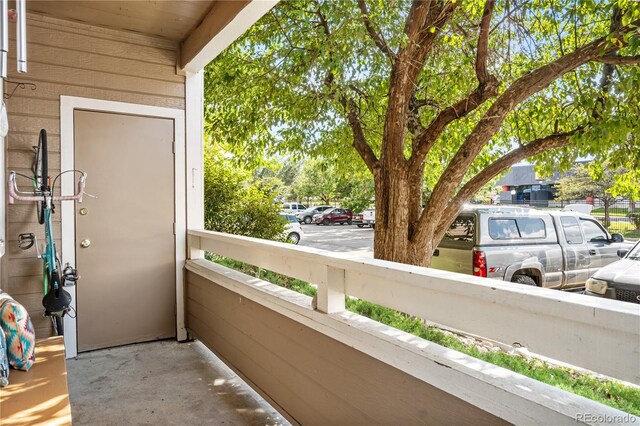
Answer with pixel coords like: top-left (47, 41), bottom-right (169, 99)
top-left (186, 271), bottom-right (504, 425)
top-left (2, 14), bottom-right (185, 337)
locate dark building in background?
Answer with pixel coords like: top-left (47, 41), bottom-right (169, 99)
top-left (495, 164), bottom-right (560, 207)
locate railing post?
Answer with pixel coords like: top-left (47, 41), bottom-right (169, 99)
top-left (316, 266), bottom-right (346, 313)
top-left (188, 234), bottom-right (203, 260)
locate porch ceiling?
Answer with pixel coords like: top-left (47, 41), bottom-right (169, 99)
top-left (24, 0), bottom-right (274, 71)
top-left (26, 0), bottom-right (216, 41)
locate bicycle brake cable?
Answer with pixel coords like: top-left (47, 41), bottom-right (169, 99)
top-left (51, 169), bottom-right (83, 197)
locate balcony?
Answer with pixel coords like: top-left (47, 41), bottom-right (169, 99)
top-left (1, 1), bottom-right (639, 424)
top-left (3, 230), bottom-right (639, 424)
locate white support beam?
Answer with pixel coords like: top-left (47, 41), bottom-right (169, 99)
top-left (185, 70), bottom-right (204, 262)
top-left (181, 0), bottom-right (278, 73)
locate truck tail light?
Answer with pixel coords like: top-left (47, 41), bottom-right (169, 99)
top-left (473, 250), bottom-right (487, 277)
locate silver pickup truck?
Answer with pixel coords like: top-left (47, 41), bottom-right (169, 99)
top-left (431, 206), bottom-right (634, 288)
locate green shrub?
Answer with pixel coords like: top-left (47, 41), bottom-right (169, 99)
top-left (204, 146), bottom-right (285, 240)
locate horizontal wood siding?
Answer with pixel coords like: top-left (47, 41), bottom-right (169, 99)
top-left (3, 14), bottom-right (185, 338)
top-left (186, 271), bottom-right (504, 425)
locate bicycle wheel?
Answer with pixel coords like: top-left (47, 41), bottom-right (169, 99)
top-left (34, 129), bottom-right (48, 225)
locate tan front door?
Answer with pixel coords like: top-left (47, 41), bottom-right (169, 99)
top-left (74, 110), bottom-right (176, 352)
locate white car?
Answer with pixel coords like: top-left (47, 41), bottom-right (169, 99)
top-left (281, 202), bottom-right (306, 215)
top-left (280, 214), bottom-right (303, 244)
top-left (586, 240), bottom-right (640, 303)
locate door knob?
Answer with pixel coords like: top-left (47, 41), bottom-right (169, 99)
top-left (80, 239), bottom-right (91, 248)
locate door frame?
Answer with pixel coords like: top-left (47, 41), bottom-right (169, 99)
top-left (60, 96), bottom-right (186, 358)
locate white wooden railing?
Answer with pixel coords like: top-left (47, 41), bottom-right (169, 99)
top-left (187, 229), bottom-right (640, 386)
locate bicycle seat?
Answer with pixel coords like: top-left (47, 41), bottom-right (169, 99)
top-left (42, 271), bottom-right (72, 314)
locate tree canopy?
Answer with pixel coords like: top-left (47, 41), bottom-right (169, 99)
top-left (205, 0), bottom-right (640, 266)
top-left (556, 163), bottom-right (627, 202)
top-left (555, 162), bottom-right (629, 226)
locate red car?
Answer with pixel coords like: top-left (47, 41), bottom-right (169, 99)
top-left (313, 208), bottom-right (353, 225)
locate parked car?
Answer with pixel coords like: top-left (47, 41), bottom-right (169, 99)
top-left (585, 240), bottom-right (640, 303)
top-left (313, 208), bottom-right (353, 225)
top-left (352, 213), bottom-right (365, 227)
top-left (430, 205), bottom-right (633, 289)
top-left (282, 202), bottom-right (306, 215)
top-left (280, 214), bottom-right (304, 244)
top-left (353, 209), bottom-right (375, 228)
top-left (296, 205), bottom-right (332, 224)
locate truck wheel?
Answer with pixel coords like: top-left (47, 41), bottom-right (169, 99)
top-left (511, 274), bottom-right (536, 286)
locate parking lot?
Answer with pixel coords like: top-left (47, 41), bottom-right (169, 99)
top-left (298, 223), bottom-right (374, 258)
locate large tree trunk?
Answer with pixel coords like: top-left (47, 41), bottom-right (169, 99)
top-left (373, 165), bottom-right (433, 266)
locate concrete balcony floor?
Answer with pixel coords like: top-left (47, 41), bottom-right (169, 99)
top-left (67, 340), bottom-right (289, 425)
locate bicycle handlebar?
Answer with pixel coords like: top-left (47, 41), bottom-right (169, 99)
top-left (7, 171), bottom-right (88, 204)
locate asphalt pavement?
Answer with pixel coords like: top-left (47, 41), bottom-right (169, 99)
top-left (298, 223), bottom-right (374, 258)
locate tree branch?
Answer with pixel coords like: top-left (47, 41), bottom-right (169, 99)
top-left (475, 0), bottom-right (495, 85)
top-left (314, 3), bottom-right (379, 173)
top-left (489, 0), bottom-right (530, 34)
top-left (414, 18), bottom-right (639, 242)
top-left (595, 7), bottom-right (622, 119)
top-left (407, 95), bottom-right (445, 136)
top-left (403, 0), bottom-right (432, 43)
top-left (410, 77), bottom-right (499, 170)
top-left (432, 128), bottom-right (583, 242)
top-left (357, 0), bottom-right (397, 62)
top-left (407, 1), bottom-right (498, 167)
top-left (344, 98), bottom-right (379, 173)
top-left (313, 3), bottom-right (336, 88)
top-left (593, 55), bottom-right (640, 65)
top-left (412, 97), bottom-right (442, 110)
top-left (416, 2), bottom-right (459, 55)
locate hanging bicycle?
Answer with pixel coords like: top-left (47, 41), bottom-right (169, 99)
top-left (7, 129), bottom-right (92, 335)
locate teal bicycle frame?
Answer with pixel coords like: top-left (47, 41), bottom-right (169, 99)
top-left (42, 200), bottom-right (57, 294)
top-left (8, 170), bottom-right (87, 333)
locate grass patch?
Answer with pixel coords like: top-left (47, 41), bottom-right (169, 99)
top-left (210, 255), bottom-right (640, 415)
top-left (623, 230), bottom-right (640, 240)
top-left (592, 207), bottom-right (630, 217)
top-left (606, 221), bottom-right (640, 240)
